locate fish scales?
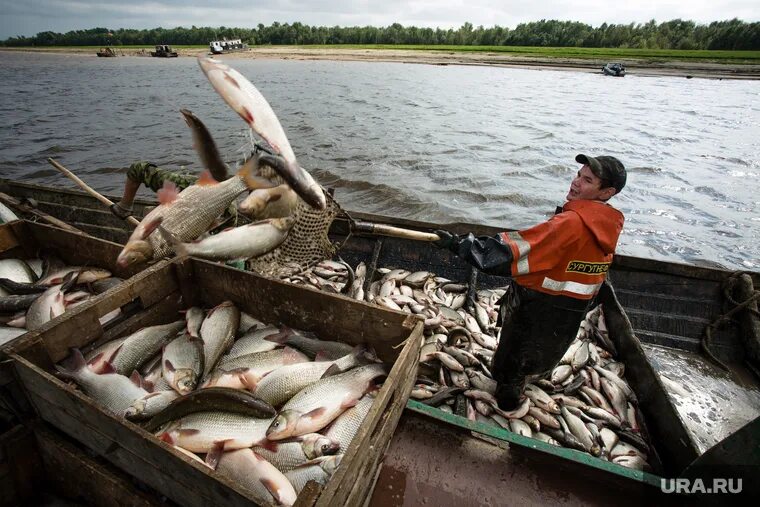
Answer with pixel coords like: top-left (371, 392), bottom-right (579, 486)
top-left (146, 176), bottom-right (250, 259)
top-left (253, 361), bottom-right (335, 407)
top-left (268, 364), bottom-right (386, 439)
top-left (324, 395), bottom-right (375, 452)
top-left (216, 449), bottom-right (297, 506)
top-left (253, 434), bottom-right (337, 473)
top-left (284, 456), bottom-right (341, 495)
top-left (111, 321), bottom-right (185, 375)
top-left (158, 412), bottom-right (274, 452)
top-left (56, 350), bottom-right (147, 416)
top-left (201, 301), bottom-right (240, 377)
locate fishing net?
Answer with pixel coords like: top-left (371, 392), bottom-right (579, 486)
top-left (246, 188), bottom-right (347, 279)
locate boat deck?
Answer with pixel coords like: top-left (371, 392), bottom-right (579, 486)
top-left (1, 178), bottom-right (759, 501)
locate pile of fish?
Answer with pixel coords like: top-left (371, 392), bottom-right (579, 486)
top-left (55, 301), bottom-right (386, 506)
top-left (284, 262), bottom-right (653, 472)
top-left (0, 254), bottom-right (120, 345)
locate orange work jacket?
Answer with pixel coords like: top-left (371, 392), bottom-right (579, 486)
top-left (451, 200), bottom-right (624, 300)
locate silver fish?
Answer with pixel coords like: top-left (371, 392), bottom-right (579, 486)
top-left (239, 184), bottom-right (298, 219)
top-left (560, 402), bottom-right (596, 453)
top-left (253, 433), bottom-right (340, 473)
top-left (36, 267), bottom-right (111, 287)
top-left (56, 349), bottom-right (148, 416)
top-left (156, 412), bottom-right (275, 453)
top-left (265, 329), bottom-right (354, 360)
top-left (254, 348), bottom-right (364, 407)
top-left (0, 326), bottom-right (26, 346)
top-left (197, 56), bottom-right (326, 211)
top-left (159, 217), bottom-right (294, 261)
top-left (185, 306), bottom-right (205, 338)
top-left (600, 377), bottom-right (628, 419)
top-left (163, 333), bottom-right (205, 394)
top-left (205, 347), bottom-right (310, 391)
top-left (284, 455), bottom-right (342, 495)
top-left (324, 395), bottom-right (375, 452)
top-left (26, 284), bottom-right (66, 330)
top-left (116, 163), bottom-right (270, 267)
top-left (239, 312), bottom-right (266, 334)
top-left (215, 449), bottom-right (298, 506)
top-left (0, 259), bottom-right (37, 285)
top-left (267, 363), bottom-right (387, 440)
top-left (125, 390), bottom-right (180, 420)
top-left (110, 321), bottom-right (185, 375)
top-left (226, 326), bottom-right (283, 359)
top-left (200, 301), bottom-right (240, 378)
top-left (86, 336), bottom-right (128, 373)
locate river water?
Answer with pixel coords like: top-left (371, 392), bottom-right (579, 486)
top-left (0, 51), bottom-right (757, 270)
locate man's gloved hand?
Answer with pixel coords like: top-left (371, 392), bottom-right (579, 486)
top-left (109, 202), bottom-right (133, 220)
top-left (433, 229), bottom-right (458, 250)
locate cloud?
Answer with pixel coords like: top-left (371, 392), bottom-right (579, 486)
top-left (0, 0), bottom-right (757, 39)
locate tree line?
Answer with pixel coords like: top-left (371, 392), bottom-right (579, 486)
top-left (2, 19), bottom-right (758, 50)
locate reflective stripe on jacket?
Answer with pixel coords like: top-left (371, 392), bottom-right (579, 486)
top-left (453, 200), bottom-right (624, 300)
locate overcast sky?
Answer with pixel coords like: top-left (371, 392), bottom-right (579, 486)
top-left (1, 0), bottom-right (757, 40)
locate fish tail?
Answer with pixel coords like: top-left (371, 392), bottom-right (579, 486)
top-left (56, 348), bottom-right (86, 376)
top-left (237, 154), bottom-right (277, 191)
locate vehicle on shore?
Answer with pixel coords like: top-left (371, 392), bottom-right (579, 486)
top-left (602, 62), bottom-right (626, 76)
top-left (208, 38), bottom-right (249, 55)
top-left (150, 45), bottom-right (178, 58)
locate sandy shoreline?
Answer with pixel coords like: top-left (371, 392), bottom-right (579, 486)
top-left (3, 46), bottom-right (759, 80)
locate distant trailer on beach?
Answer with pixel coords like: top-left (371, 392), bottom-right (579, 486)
top-left (209, 39), bottom-right (249, 55)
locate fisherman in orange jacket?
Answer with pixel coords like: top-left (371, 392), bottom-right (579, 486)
top-left (433, 154), bottom-right (626, 410)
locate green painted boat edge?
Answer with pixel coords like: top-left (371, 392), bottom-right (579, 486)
top-left (406, 399), bottom-right (663, 487)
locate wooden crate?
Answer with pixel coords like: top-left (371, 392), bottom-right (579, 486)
top-left (5, 257), bottom-right (423, 507)
top-left (2, 421), bottom-right (171, 507)
top-left (0, 219), bottom-right (148, 351)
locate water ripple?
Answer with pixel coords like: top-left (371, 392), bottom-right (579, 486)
top-left (0, 52), bottom-right (758, 270)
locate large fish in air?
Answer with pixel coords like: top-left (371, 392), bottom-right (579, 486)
top-left (116, 164), bottom-right (272, 268)
top-left (197, 56), bottom-right (326, 211)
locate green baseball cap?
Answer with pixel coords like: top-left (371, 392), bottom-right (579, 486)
top-left (575, 154), bottom-right (626, 193)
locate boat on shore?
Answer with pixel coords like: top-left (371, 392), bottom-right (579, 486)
top-left (150, 45), bottom-right (178, 58)
top-left (1, 178), bottom-right (758, 503)
top-left (208, 38), bottom-right (249, 55)
top-left (602, 62), bottom-right (626, 76)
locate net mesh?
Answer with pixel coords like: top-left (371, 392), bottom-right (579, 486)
top-left (246, 188), bottom-right (345, 279)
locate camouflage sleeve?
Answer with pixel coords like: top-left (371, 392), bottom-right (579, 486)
top-left (126, 162), bottom-right (197, 192)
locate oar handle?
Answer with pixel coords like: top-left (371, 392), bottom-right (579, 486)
top-left (352, 220), bottom-right (440, 242)
top-left (47, 158), bottom-right (141, 228)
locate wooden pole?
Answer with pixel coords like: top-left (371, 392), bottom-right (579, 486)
top-left (351, 220), bottom-right (440, 242)
top-left (47, 158), bottom-right (141, 228)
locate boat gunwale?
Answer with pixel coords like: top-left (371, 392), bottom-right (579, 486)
top-left (2, 179), bottom-right (755, 285)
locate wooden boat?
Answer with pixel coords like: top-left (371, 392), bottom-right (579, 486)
top-left (1, 178), bottom-right (758, 503)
